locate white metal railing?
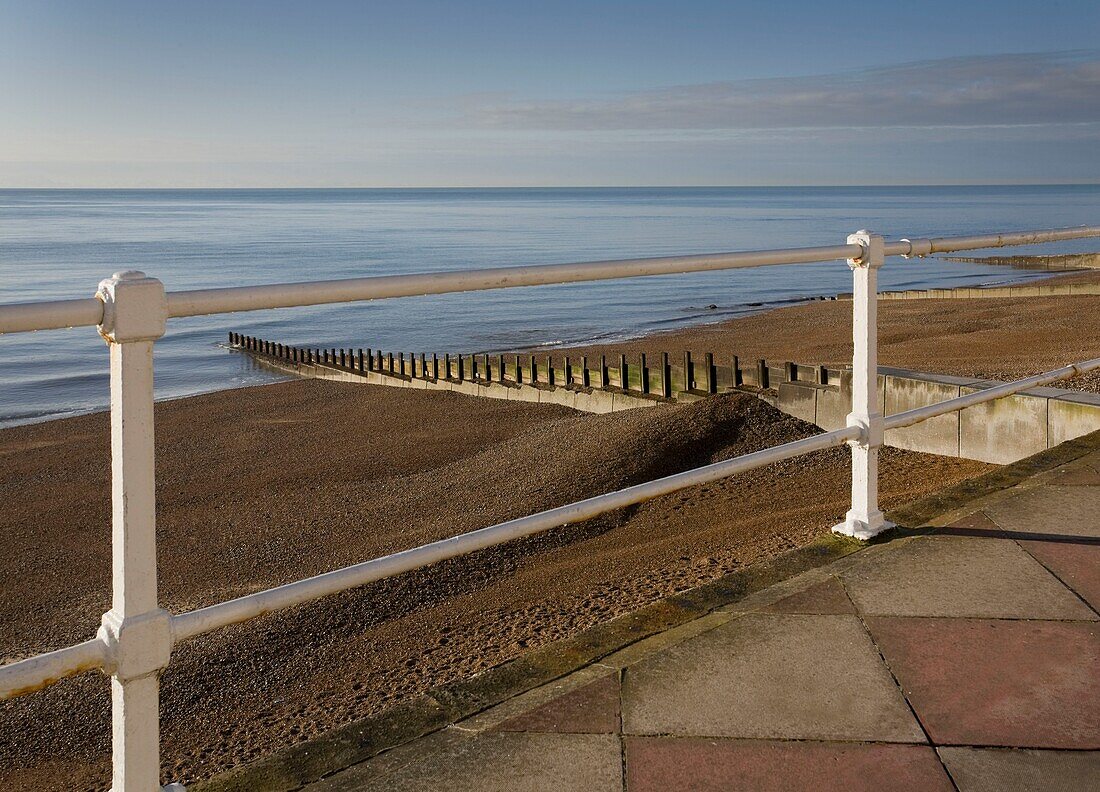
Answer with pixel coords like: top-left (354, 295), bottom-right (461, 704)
top-left (1, 225), bottom-right (1098, 791)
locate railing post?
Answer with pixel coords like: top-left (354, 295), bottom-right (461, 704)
top-left (834, 231), bottom-right (891, 540)
top-left (94, 272), bottom-right (176, 792)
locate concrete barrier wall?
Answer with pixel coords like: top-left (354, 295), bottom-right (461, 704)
top-left (776, 366), bottom-right (1100, 464)
top-left (230, 334), bottom-right (1100, 465)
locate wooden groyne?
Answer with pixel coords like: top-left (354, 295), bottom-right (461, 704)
top-left (228, 333), bottom-right (1100, 464)
top-left (227, 332), bottom-right (766, 413)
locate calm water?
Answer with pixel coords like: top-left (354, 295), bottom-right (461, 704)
top-left (2, 186), bottom-right (1098, 427)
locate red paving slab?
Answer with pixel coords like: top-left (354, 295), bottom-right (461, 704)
top-left (495, 674), bottom-right (621, 734)
top-left (625, 737), bottom-right (954, 792)
top-left (867, 617), bottom-right (1100, 749)
top-left (941, 511), bottom-right (1004, 536)
top-left (1019, 539), bottom-right (1100, 612)
top-left (761, 577), bottom-right (856, 615)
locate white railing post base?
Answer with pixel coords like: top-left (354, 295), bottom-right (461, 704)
top-left (833, 513), bottom-right (894, 541)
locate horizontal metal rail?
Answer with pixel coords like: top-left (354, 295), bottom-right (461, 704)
top-left (0, 296), bottom-right (105, 335)
top-left (2, 225), bottom-right (1098, 335)
top-left (884, 357), bottom-right (1100, 430)
top-left (0, 424), bottom-right (860, 690)
top-left (173, 425), bottom-right (860, 639)
top-left (0, 638), bottom-right (107, 699)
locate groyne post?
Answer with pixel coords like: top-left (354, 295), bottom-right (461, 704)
top-left (599, 355), bottom-right (609, 388)
top-left (705, 353), bottom-right (716, 394)
top-left (834, 230), bottom-right (889, 540)
top-left (581, 356), bottom-right (591, 387)
top-left (661, 352), bottom-right (671, 398)
top-left (640, 354), bottom-right (650, 394)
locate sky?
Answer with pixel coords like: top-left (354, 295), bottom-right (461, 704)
top-left (1, 0), bottom-right (1099, 187)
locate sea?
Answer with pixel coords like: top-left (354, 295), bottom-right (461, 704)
top-left (2, 185), bottom-right (1098, 428)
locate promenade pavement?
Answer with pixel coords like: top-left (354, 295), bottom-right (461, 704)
top-left (303, 450), bottom-right (1100, 791)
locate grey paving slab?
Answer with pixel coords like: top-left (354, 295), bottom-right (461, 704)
top-left (621, 613), bottom-right (924, 743)
top-left (938, 747), bottom-right (1100, 792)
top-left (984, 485), bottom-right (1100, 538)
top-left (840, 535), bottom-right (1096, 620)
top-left (311, 732), bottom-right (622, 792)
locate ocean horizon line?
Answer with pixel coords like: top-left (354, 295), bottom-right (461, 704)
top-left (3, 183), bottom-right (1100, 192)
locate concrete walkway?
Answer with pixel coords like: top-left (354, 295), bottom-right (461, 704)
top-left (304, 451), bottom-right (1100, 791)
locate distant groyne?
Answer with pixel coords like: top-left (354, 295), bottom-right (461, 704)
top-left (844, 279), bottom-right (1100, 302)
top-left (229, 333), bottom-right (1100, 465)
top-left (941, 252), bottom-right (1100, 270)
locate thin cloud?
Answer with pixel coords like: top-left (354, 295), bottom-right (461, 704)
top-left (461, 51), bottom-right (1100, 130)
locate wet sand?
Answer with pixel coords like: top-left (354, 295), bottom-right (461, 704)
top-left (0, 380), bottom-right (990, 791)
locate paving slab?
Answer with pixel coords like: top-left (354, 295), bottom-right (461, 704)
top-left (759, 576), bottom-right (856, 614)
top-left (941, 510), bottom-right (1004, 535)
top-left (937, 746), bottom-right (1100, 792)
top-left (311, 732), bottom-right (623, 792)
top-left (622, 614), bottom-right (923, 742)
top-left (1017, 538), bottom-right (1100, 612)
top-left (626, 738), bottom-right (954, 792)
top-left (495, 673), bottom-right (620, 734)
top-left (868, 617), bottom-right (1100, 748)
top-left (840, 535), bottom-right (1095, 619)
top-left (983, 485), bottom-right (1100, 538)
top-left (1045, 465), bottom-right (1100, 486)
